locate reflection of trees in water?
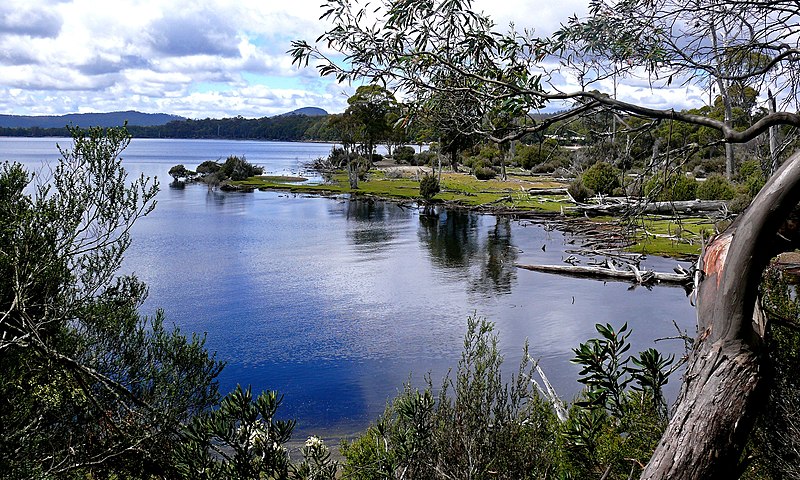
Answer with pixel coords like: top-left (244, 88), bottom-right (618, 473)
top-left (417, 209), bottom-right (480, 269)
top-left (205, 190), bottom-right (250, 214)
top-left (473, 216), bottom-right (517, 295)
top-left (418, 210), bottom-right (517, 295)
top-left (340, 199), bottom-right (410, 252)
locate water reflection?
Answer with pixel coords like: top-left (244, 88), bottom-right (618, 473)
top-left (418, 208), bottom-right (480, 268)
top-left (472, 216), bottom-right (518, 296)
top-left (341, 199), bottom-right (411, 254)
top-left (3, 138), bottom-right (698, 441)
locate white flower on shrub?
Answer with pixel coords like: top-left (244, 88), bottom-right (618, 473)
top-left (305, 435), bottom-right (325, 450)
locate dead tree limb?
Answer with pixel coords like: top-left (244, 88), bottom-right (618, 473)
top-left (516, 263), bottom-right (690, 285)
top-left (567, 200), bottom-right (728, 216)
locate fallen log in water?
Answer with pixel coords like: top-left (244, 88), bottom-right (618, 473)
top-left (516, 263), bottom-right (691, 285)
top-left (567, 199), bottom-right (728, 216)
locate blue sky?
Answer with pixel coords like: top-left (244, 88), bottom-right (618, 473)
top-left (0, 0), bottom-right (707, 119)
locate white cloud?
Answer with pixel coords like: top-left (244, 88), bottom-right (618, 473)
top-left (0, 0), bottom-right (713, 118)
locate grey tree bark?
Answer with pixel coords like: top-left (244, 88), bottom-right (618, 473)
top-left (641, 150), bottom-right (800, 479)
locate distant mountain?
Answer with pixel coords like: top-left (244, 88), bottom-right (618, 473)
top-left (0, 111), bottom-right (185, 129)
top-left (278, 107), bottom-right (328, 117)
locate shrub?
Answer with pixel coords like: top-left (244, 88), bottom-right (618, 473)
top-left (174, 386), bottom-right (337, 479)
top-left (327, 147), bottom-right (351, 168)
top-left (749, 267), bottom-right (800, 478)
top-left (737, 160), bottom-right (767, 197)
top-left (419, 173), bottom-right (440, 201)
top-left (745, 173), bottom-right (766, 197)
top-left (340, 318), bottom-right (673, 480)
top-left (473, 161), bottom-right (497, 180)
top-left (340, 317), bottom-right (557, 479)
top-left (568, 177), bottom-right (592, 203)
top-left (644, 174), bottom-right (698, 201)
top-left (196, 160), bottom-right (221, 175)
top-left (581, 161), bottom-right (621, 195)
top-left (728, 193), bottom-right (752, 213)
top-left (219, 155), bottom-right (264, 181)
top-left (168, 164), bottom-right (194, 181)
top-left (737, 159), bottom-right (764, 181)
top-left (412, 151), bottom-right (437, 167)
top-left (697, 175), bottom-right (735, 200)
top-left (515, 140), bottom-right (566, 170)
top-left (393, 146), bottom-right (416, 164)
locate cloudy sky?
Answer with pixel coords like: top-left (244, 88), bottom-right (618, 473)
top-left (0, 0), bottom-right (706, 119)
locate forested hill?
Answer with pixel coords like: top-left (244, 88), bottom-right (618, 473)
top-left (0, 111), bottom-right (184, 129)
top-left (0, 109), bottom-right (337, 142)
top-left (127, 113), bottom-right (338, 141)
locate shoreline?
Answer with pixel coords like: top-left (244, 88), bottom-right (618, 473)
top-left (226, 167), bottom-right (708, 260)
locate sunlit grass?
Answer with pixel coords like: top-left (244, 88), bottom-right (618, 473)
top-left (625, 216), bottom-right (715, 258)
top-left (236, 169), bottom-right (570, 212)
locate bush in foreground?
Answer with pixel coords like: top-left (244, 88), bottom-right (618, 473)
top-left (341, 317), bottom-right (673, 480)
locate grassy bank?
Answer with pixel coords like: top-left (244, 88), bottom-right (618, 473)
top-left (238, 169), bottom-right (570, 212)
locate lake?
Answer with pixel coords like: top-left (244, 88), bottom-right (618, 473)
top-left (1, 137), bottom-right (697, 440)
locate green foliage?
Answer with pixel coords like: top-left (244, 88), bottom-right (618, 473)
top-left (697, 174), bottom-right (735, 200)
top-left (644, 174), bottom-right (698, 201)
top-left (346, 84), bottom-right (398, 157)
top-left (515, 140), bottom-right (571, 172)
top-left (169, 164), bottom-right (194, 181)
top-left (341, 316), bottom-right (558, 479)
top-left (573, 323), bottom-right (633, 414)
top-left (197, 160), bottom-right (221, 175)
top-left (412, 150), bottom-right (437, 166)
top-left (747, 267), bottom-right (800, 478)
top-left (473, 162), bottom-right (497, 180)
top-left (174, 385), bottom-right (337, 480)
top-left (562, 323), bottom-right (673, 479)
top-left (342, 317), bottom-right (673, 479)
top-left (568, 177), bottom-right (592, 202)
top-left (394, 145), bottom-right (416, 164)
top-left (219, 155), bottom-right (264, 181)
top-left (737, 159), bottom-right (766, 197)
top-left (0, 126), bottom-right (223, 478)
top-left (419, 172), bottom-right (440, 201)
top-left (582, 161), bottom-right (621, 195)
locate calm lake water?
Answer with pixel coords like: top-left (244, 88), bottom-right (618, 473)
top-left (2, 137), bottom-right (697, 439)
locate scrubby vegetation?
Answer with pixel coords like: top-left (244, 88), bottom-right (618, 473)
top-left (340, 317), bottom-right (672, 480)
top-left (582, 161), bottom-right (621, 195)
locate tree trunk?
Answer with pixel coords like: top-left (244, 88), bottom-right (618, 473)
top-left (348, 161), bottom-right (359, 189)
top-left (641, 150), bottom-right (800, 479)
top-left (769, 89), bottom-right (780, 175)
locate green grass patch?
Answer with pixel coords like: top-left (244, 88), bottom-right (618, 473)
top-left (235, 170), bottom-right (571, 212)
top-left (251, 175), bottom-right (308, 183)
top-left (625, 216), bottom-right (715, 257)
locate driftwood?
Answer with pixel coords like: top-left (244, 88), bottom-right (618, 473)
top-left (567, 199), bottom-right (728, 216)
top-left (516, 263), bottom-right (691, 285)
top-left (527, 187), bottom-right (568, 195)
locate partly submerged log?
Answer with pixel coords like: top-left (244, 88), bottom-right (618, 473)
top-left (516, 263), bottom-right (691, 285)
top-left (567, 199), bottom-right (728, 216)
